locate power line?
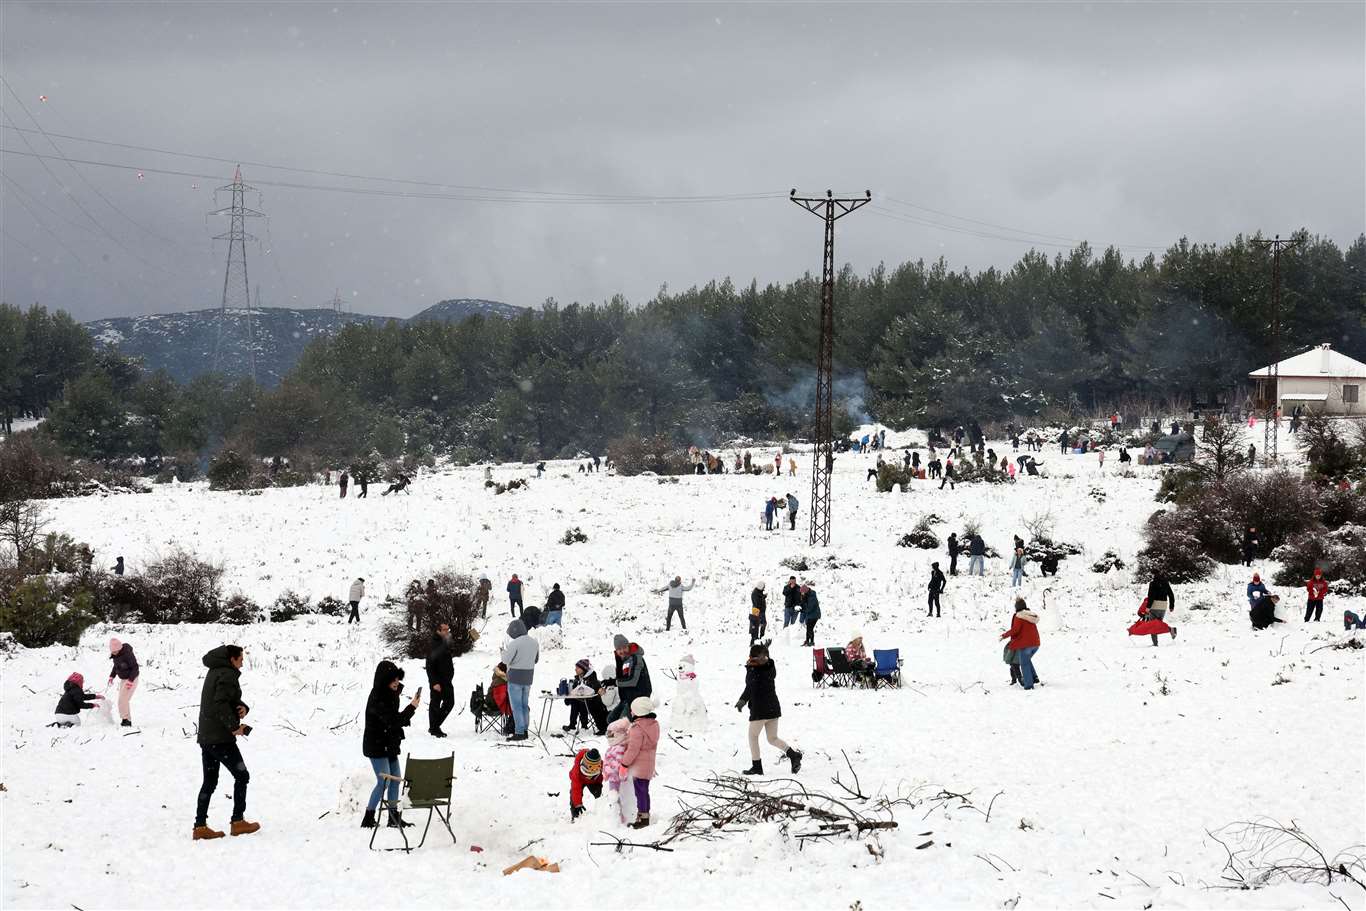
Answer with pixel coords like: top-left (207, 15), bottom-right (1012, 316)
top-left (1, 226), bottom-right (43, 259)
top-left (868, 203), bottom-right (1162, 254)
top-left (0, 174), bottom-right (94, 269)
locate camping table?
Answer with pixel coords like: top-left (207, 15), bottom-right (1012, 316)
top-left (536, 692), bottom-right (596, 735)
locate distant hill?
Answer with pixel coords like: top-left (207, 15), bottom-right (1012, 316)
top-left (85, 298), bottom-right (525, 385)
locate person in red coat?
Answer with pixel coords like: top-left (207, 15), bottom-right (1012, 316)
top-left (1000, 598), bottom-right (1041, 690)
top-left (1305, 568), bottom-right (1328, 622)
top-left (568, 748), bottom-right (603, 820)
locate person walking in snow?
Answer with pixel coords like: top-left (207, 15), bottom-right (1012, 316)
top-left (782, 576), bottom-right (801, 628)
top-left (568, 748), bottom-right (605, 821)
top-left (1305, 567), bottom-right (1328, 622)
top-left (347, 577), bottom-right (365, 623)
top-left (798, 584), bottom-right (821, 647)
top-left (114, 556), bottom-right (125, 576)
top-left (788, 457), bottom-right (797, 477)
top-left (602, 635), bottom-right (652, 724)
top-left (1146, 570), bottom-right (1175, 624)
top-left (500, 619), bottom-right (538, 741)
top-left (947, 532), bottom-right (960, 576)
top-left (927, 562), bottom-right (946, 617)
top-left (474, 574), bottom-right (491, 618)
top-left (51, 672), bottom-right (104, 727)
top-left (425, 622), bottom-right (455, 738)
top-left (357, 473), bottom-right (369, 498)
top-left (663, 576), bottom-right (694, 631)
top-left (1000, 598), bottom-right (1041, 690)
top-left (545, 582), bottom-right (566, 625)
top-left (193, 645), bottom-right (259, 840)
top-left (749, 582), bottom-right (768, 642)
top-left (939, 457), bottom-right (956, 490)
top-left (507, 573), bottom-right (524, 616)
top-left (1246, 573), bottom-right (1269, 608)
top-left (361, 660), bottom-right (420, 829)
top-left (1009, 547), bottom-right (1026, 588)
top-left (764, 496), bottom-right (777, 531)
top-left (339, 471), bottom-right (349, 498)
top-left (621, 696), bottom-right (661, 829)
top-left (1242, 526), bottom-right (1261, 566)
top-left (967, 533), bottom-right (986, 576)
top-left (786, 492), bottom-right (799, 530)
top-left (736, 642), bottom-right (803, 776)
top-left (107, 638), bottom-right (140, 727)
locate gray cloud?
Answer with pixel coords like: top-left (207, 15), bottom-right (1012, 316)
top-left (2, 1), bottom-right (1362, 322)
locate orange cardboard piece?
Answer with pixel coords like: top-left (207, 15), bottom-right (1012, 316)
top-left (502, 855), bottom-right (560, 875)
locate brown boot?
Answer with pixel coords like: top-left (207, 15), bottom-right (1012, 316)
top-left (629, 812), bottom-right (649, 829)
top-left (229, 819), bottom-right (261, 836)
top-left (192, 825), bottom-right (225, 840)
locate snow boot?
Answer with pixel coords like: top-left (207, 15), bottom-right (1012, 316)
top-left (192, 825), bottom-right (225, 840)
top-left (121, 719), bottom-right (132, 727)
top-left (360, 810), bottom-right (377, 829)
top-left (387, 810), bottom-right (413, 829)
top-left (786, 748), bottom-right (803, 774)
top-left (429, 728), bottom-right (447, 738)
top-left (1170, 627), bottom-right (1177, 639)
top-left (630, 812), bottom-right (650, 829)
top-left (508, 732), bottom-right (529, 742)
top-left (742, 760), bottom-right (763, 776)
top-left (229, 819), bottom-right (260, 836)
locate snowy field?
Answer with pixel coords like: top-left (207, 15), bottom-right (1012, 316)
top-left (4, 438), bottom-right (1364, 910)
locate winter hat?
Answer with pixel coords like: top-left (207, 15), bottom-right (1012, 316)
top-left (629, 695), bottom-right (654, 717)
top-left (755, 580), bottom-right (766, 591)
top-left (506, 619), bottom-right (527, 638)
top-left (1313, 567), bottom-right (1324, 576)
top-left (575, 658), bottom-right (592, 674)
top-left (109, 637), bottom-right (123, 654)
top-left (579, 749), bottom-right (603, 778)
top-left (1252, 573), bottom-right (1261, 582)
top-left (66, 672), bottom-right (83, 687)
top-left (613, 634), bottom-right (629, 650)
top-left (607, 718), bottom-right (630, 744)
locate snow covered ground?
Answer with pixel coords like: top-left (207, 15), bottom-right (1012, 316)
top-left (4, 439), bottom-right (1364, 910)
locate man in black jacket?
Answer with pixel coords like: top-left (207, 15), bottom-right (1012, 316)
top-left (749, 582), bottom-right (767, 642)
top-left (602, 634), bottom-right (651, 723)
top-left (426, 623), bottom-right (455, 737)
top-left (781, 576), bottom-right (801, 628)
top-left (194, 645), bottom-right (259, 840)
top-left (546, 582), bottom-right (566, 625)
top-left (927, 562), bottom-right (947, 618)
top-left (946, 533), bottom-right (960, 576)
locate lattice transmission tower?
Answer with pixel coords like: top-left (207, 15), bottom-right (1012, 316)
top-left (210, 165), bottom-right (263, 382)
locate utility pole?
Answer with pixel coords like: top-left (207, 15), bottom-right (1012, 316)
top-left (329, 288), bottom-right (344, 314)
top-left (210, 165), bottom-right (263, 381)
top-left (789, 189), bottom-right (871, 547)
top-left (1251, 234), bottom-right (1302, 463)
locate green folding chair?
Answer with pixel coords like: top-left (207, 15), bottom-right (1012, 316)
top-left (369, 753), bottom-right (457, 853)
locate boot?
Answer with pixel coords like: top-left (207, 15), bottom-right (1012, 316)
top-left (387, 810), bottom-right (413, 829)
top-left (786, 748), bottom-right (803, 774)
top-left (360, 809), bottom-right (377, 829)
top-left (429, 728), bottom-right (447, 738)
top-left (192, 825), bottom-right (225, 840)
top-left (229, 819), bottom-right (260, 836)
top-left (630, 812), bottom-right (650, 829)
top-left (121, 719), bottom-right (132, 727)
top-left (1170, 627), bottom-right (1177, 639)
top-left (742, 760), bottom-right (763, 776)
top-left (508, 732), bottom-right (528, 742)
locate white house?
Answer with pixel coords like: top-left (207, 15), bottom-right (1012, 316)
top-left (1249, 343), bottom-right (1366, 416)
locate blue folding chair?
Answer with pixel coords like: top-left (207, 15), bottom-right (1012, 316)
top-left (871, 649), bottom-right (903, 689)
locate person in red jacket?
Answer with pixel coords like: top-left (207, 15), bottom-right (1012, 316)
top-left (1305, 568), bottom-right (1328, 622)
top-left (1000, 598), bottom-right (1041, 690)
top-left (568, 748), bottom-right (603, 820)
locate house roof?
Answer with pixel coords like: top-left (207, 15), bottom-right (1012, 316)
top-left (1249, 345), bottom-right (1366, 378)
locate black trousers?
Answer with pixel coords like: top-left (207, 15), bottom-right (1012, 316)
top-left (347, 601), bottom-right (360, 623)
top-left (429, 681), bottom-right (455, 731)
top-left (1305, 599), bottom-right (1323, 622)
top-left (928, 592), bottom-right (941, 616)
top-left (568, 698), bottom-right (607, 732)
top-left (789, 511), bottom-right (798, 530)
top-left (803, 619), bottom-right (817, 646)
top-left (196, 742), bottom-right (249, 826)
top-left (509, 596), bottom-right (522, 616)
top-left (666, 603), bottom-right (686, 630)
top-left (949, 553), bottom-right (958, 575)
top-left (749, 615), bottom-right (767, 642)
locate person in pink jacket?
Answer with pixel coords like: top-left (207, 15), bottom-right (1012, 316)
top-left (621, 696), bottom-right (660, 829)
top-left (602, 718), bottom-right (636, 824)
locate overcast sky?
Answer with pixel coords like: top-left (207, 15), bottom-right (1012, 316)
top-left (2, 1), bottom-right (1362, 322)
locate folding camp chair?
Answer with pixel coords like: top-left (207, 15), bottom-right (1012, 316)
top-left (470, 685), bottom-right (501, 735)
top-left (811, 648), bottom-right (830, 688)
top-left (824, 647), bottom-right (859, 688)
top-left (871, 649), bottom-right (903, 689)
top-left (370, 753), bottom-right (457, 853)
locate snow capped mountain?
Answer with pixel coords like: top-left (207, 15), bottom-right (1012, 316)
top-left (83, 299), bottom-right (526, 385)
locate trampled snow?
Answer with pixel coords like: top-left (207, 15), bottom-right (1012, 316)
top-left (3, 445), bottom-right (1363, 910)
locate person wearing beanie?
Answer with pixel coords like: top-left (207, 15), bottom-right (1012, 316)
top-left (749, 581), bottom-right (768, 643)
top-left (1246, 573), bottom-right (1269, 608)
top-left (735, 643), bottom-right (803, 776)
top-left (361, 660), bottom-right (421, 829)
top-left (602, 719), bottom-right (637, 823)
top-left (52, 672), bottom-right (103, 727)
top-left (1305, 568), bottom-right (1328, 622)
top-left (107, 637), bottom-right (140, 727)
top-left (500, 619), bottom-right (538, 741)
top-left (621, 696), bottom-right (660, 828)
top-left (545, 582), bottom-right (566, 626)
top-left (564, 659), bottom-right (607, 734)
top-left (601, 634), bottom-right (652, 724)
top-left (568, 748), bottom-right (604, 819)
top-left (507, 573), bottom-right (524, 617)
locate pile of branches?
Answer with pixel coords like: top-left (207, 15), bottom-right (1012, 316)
top-left (1209, 818), bottom-right (1366, 893)
top-left (657, 772), bottom-right (901, 847)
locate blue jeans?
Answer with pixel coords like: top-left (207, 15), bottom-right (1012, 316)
top-left (544, 609), bottom-right (562, 626)
top-left (367, 756), bottom-right (400, 811)
top-left (783, 607), bottom-right (797, 627)
top-left (1011, 566), bottom-right (1023, 586)
top-left (1017, 646), bottom-right (1039, 689)
top-left (969, 555), bottom-right (985, 576)
top-left (508, 682), bottom-right (531, 735)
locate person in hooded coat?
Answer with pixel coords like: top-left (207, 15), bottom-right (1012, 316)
top-left (749, 582), bottom-right (768, 642)
top-left (1246, 573), bottom-right (1269, 608)
top-left (194, 645), bottom-right (259, 839)
top-left (107, 637), bottom-right (140, 726)
top-left (927, 563), bottom-right (947, 617)
top-left (361, 660), bottom-right (421, 828)
top-left (1000, 598), bottom-right (1041, 690)
top-left (1305, 568), bottom-right (1328, 622)
top-left (735, 643), bottom-right (803, 776)
top-left (52, 672), bottom-right (103, 726)
top-left (1250, 594), bottom-right (1283, 630)
top-left (500, 618), bottom-right (539, 740)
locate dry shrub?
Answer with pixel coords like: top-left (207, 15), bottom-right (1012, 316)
top-left (606, 433), bottom-right (689, 477)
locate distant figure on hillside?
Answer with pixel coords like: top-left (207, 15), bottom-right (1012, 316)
top-left (474, 574), bottom-right (491, 618)
top-left (785, 493), bottom-right (799, 530)
top-left (507, 574), bottom-right (524, 617)
top-left (788, 457), bottom-right (797, 477)
top-left (356, 475), bottom-right (368, 498)
top-left (927, 562), bottom-right (946, 617)
top-left (339, 471), bottom-right (349, 498)
top-left (381, 474), bottom-right (411, 496)
top-left (946, 533), bottom-right (960, 576)
top-left (114, 556), bottom-right (125, 576)
top-left (348, 578), bottom-right (366, 623)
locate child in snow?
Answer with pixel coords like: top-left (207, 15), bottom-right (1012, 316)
top-left (568, 748), bottom-right (604, 820)
top-left (564, 659), bottom-right (607, 735)
top-left (107, 637), bottom-right (140, 727)
top-left (52, 672), bottom-right (103, 726)
top-left (1343, 611), bottom-right (1366, 631)
top-left (602, 719), bottom-right (637, 824)
top-left (621, 696), bottom-right (660, 829)
top-left (1246, 573), bottom-right (1269, 608)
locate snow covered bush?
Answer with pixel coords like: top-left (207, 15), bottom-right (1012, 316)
top-left (581, 577), bottom-right (618, 596)
top-left (0, 577), bottom-right (99, 647)
top-left (606, 433), bottom-right (689, 477)
top-left (1297, 412), bottom-right (1366, 482)
top-left (876, 463), bottom-right (912, 492)
top-left (207, 449), bottom-right (254, 491)
top-left (897, 516), bottom-right (939, 549)
top-left (1091, 549), bottom-right (1126, 573)
top-left (103, 549), bottom-right (254, 624)
top-left (1135, 510), bottom-right (1215, 582)
top-left (269, 589), bottom-right (313, 622)
top-left (559, 527), bottom-right (588, 545)
top-left (23, 532), bottom-right (94, 576)
top-left (1271, 525), bottom-right (1366, 596)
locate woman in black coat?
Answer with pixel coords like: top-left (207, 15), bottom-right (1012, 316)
top-left (564, 659), bottom-right (608, 735)
top-left (735, 644), bottom-right (803, 777)
top-left (362, 660), bottom-right (420, 828)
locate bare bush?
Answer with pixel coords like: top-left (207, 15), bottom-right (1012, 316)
top-left (1209, 817), bottom-right (1366, 892)
top-left (606, 433), bottom-right (689, 477)
top-left (1135, 510), bottom-right (1215, 582)
top-left (378, 570), bottom-right (479, 660)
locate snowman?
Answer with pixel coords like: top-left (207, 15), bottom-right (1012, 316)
top-left (669, 654), bottom-right (709, 732)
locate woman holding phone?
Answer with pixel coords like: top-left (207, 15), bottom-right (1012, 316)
top-left (362, 660), bottom-right (421, 828)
